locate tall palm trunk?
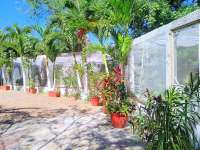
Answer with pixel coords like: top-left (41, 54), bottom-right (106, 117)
top-left (82, 62), bottom-right (89, 100)
top-left (82, 53), bottom-right (89, 100)
top-left (8, 71), bottom-right (14, 90)
top-left (28, 64), bottom-right (31, 88)
top-left (10, 61), bottom-right (15, 90)
top-left (52, 61), bottom-right (56, 90)
top-left (45, 55), bottom-right (52, 91)
top-left (102, 52), bottom-right (109, 75)
top-left (72, 52), bottom-right (83, 95)
top-left (0, 68), bottom-right (3, 86)
top-left (21, 58), bottom-right (27, 92)
top-left (1, 65), bottom-right (6, 85)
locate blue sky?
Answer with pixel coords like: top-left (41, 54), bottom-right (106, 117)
top-left (0, 0), bottom-right (99, 43)
top-left (0, 0), bottom-right (196, 30)
top-left (0, 0), bottom-right (45, 29)
top-left (0, 0), bottom-right (194, 43)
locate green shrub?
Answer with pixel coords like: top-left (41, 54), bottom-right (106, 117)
top-left (88, 64), bottom-right (106, 97)
top-left (29, 79), bottom-right (35, 88)
top-left (131, 73), bottom-right (200, 150)
top-left (63, 75), bottom-right (77, 89)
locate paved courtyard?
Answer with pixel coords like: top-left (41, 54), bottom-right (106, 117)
top-left (0, 91), bottom-right (144, 150)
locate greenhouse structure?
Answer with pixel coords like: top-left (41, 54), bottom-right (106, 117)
top-left (128, 9), bottom-right (200, 98)
top-left (0, 52), bottom-right (107, 96)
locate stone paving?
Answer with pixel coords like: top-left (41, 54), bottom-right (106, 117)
top-left (0, 91), bottom-right (144, 150)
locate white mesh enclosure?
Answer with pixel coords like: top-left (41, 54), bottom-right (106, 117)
top-left (175, 24), bottom-right (199, 84)
top-left (128, 10), bottom-right (200, 98)
top-left (8, 52), bottom-right (107, 94)
top-left (131, 32), bottom-right (167, 97)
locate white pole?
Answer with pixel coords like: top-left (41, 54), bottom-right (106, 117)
top-left (1, 65), bottom-right (6, 85)
top-left (45, 56), bottom-right (52, 91)
top-left (21, 60), bottom-right (27, 92)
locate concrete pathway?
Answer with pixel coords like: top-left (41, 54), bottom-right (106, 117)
top-left (0, 91), bottom-right (144, 150)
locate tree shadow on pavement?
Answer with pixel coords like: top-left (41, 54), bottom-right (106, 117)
top-left (0, 106), bottom-right (68, 136)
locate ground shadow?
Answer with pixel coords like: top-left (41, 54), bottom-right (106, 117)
top-left (0, 106), bottom-right (69, 136)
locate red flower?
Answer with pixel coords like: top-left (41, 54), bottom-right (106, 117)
top-left (76, 28), bottom-right (87, 39)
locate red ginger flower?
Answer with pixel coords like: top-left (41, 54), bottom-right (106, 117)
top-left (76, 28), bottom-right (87, 39)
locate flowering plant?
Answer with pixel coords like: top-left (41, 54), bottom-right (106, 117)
top-left (98, 65), bottom-right (130, 115)
top-left (76, 28), bottom-right (87, 40)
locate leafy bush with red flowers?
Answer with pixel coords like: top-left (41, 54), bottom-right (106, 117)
top-left (98, 65), bottom-right (130, 115)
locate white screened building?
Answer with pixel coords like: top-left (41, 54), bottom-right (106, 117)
top-left (128, 9), bottom-right (200, 97)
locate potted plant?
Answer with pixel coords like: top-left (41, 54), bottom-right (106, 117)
top-left (2, 84), bottom-right (11, 91)
top-left (2, 66), bottom-right (11, 91)
top-left (90, 96), bottom-right (100, 106)
top-left (103, 65), bottom-right (130, 128)
top-left (49, 65), bottom-right (63, 97)
top-left (107, 99), bottom-right (129, 128)
top-left (50, 65), bottom-right (63, 97)
top-left (28, 79), bottom-right (37, 94)
top-left (88, 64), bottom-right (105, 106)
top-left (48, 88), bottom-right (60, 97)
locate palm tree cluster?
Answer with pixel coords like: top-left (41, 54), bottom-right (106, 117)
top-left (0, 0), bottom-right (134, 98)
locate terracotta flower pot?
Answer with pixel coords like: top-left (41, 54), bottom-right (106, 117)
top-left (90, 96), bottom-right (100, 106)
top-left (48, 91), bottom-right (60, 97)
top-left (29, 88), bottom-right (37, 94)
top-left (2, 85), bottom-right (11, 91)
top-left (111, 113), bottom-right (128, 128)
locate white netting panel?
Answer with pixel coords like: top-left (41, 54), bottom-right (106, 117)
top-left (133, 32), bottom-right (167, 96)
top-left (175, 24), bottom-right (199, 84)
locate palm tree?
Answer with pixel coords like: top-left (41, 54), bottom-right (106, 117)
top-left (49, 13), bottom-right (86, 97)
top-left (91, 0), bottom-right (133, 73)
top-left (84, 43), bottom-right (109, 74)
top-left (28, 0), bottom-right (133, 97)
top-left (25, 36), bottom-right (40, 89)
top-left (3, 24), bottom-right (32, 91)
top-left (32, 25), bottom-right (65, 91)
top-left (49, 0), bottom-right (94, 99)
top-left (0, 30), bottom-right (7, 86)
top-left (0, 47), bottom-right (19, 89)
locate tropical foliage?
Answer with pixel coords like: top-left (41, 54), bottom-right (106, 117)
top-left (131, 74), bottom-right (200, 150)
top-left (0, 0), bottom-right (199, 148)
top-left (27, 0), bottom-right (200, 37)
top-left (96, 65), bottom-right (130, 115)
